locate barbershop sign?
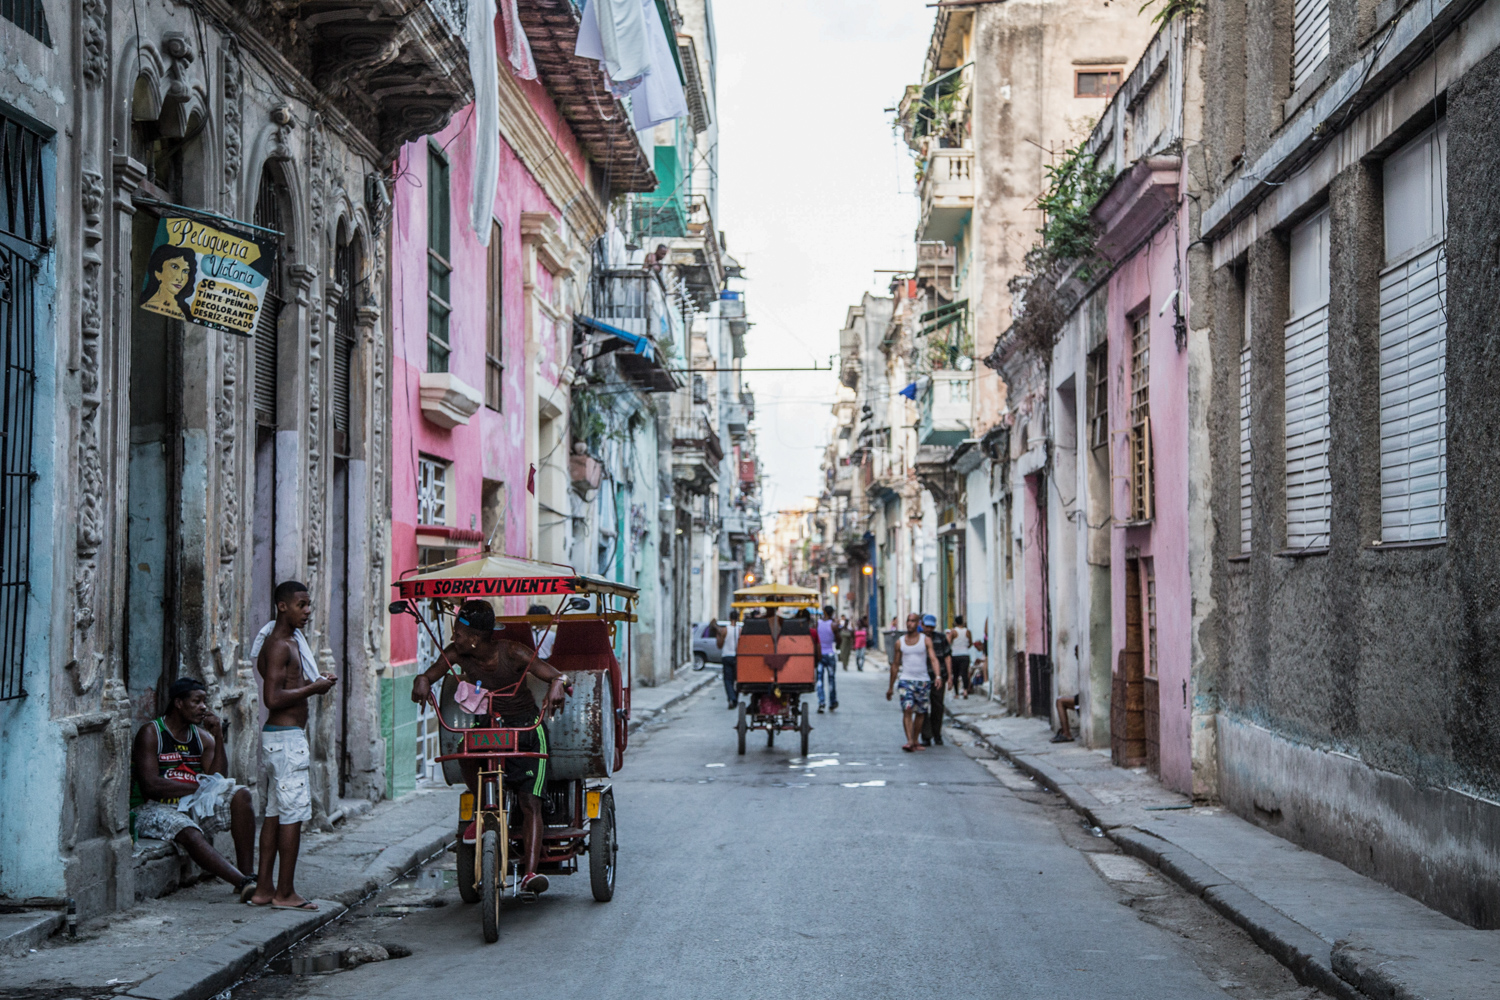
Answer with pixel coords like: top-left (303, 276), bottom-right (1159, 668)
top-left (138, 216), bottom-right (275, 337)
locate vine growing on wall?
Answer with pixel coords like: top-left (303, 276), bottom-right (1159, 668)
top-left (1007, 140), bottom-right (1114, 357)
top-left (1139, 0), bottom-right (1202, 26)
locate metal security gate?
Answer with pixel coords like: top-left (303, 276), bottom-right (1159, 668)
top-left (0, 111), bottom-right (46, 701)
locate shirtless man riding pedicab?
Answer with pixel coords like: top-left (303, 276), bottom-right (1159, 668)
top-left (409, 599), bottom-right (568, 896)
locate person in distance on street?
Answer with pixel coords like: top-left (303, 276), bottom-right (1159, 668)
top-left (920, 614), bottom-right (952, 746)
top-left (717, 610), bottom-right (743, 709)
top-left (411, 599), bottom-right (569, 896)
top-left (887, 613), bottom-right (943, 752)
top-left (948, 615), bottom-right (974, 698)
top-left (814, 605), bottom-right (840, 713)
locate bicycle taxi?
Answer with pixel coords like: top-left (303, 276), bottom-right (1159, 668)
top-left (729, 583), bottom-right (819, 756)
top-left (389, 553), bottom-right (636, 942)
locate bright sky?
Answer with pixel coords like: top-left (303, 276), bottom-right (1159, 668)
top-left (714, 0), bottom-right (928, 509)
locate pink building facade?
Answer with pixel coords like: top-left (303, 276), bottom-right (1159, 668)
top-left (380, 20), bottom-right (630, 798)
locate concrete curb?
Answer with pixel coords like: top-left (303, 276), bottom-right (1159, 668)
top-left (0, 911), bottom-right (63, 958)
top-left (627, 671), bottom-right (718, 733)
top-left (948, 714), bottom-right (1367, 1000)
top-left (124, 821), bottom-right (455, 1000)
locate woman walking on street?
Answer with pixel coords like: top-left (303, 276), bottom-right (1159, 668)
top-left (853, 616), bottom-right (868, 671)
top-left (838, 617), bottom-right (854, 671)
top-left (948, 616), bottom-right (973, 698)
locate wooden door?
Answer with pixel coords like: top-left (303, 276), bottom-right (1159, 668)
top-left (1111, 559), bottom-right (1147, 766)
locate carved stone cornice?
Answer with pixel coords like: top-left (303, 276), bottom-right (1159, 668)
top-left (519, 211), bottom-right (577, 277)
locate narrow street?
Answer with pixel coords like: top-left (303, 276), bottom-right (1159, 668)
top-left (231, 670), bottom-right (1319, 1000)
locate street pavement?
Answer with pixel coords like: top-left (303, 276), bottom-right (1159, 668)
top-left (229, 666), bottom-right (1322, 1000)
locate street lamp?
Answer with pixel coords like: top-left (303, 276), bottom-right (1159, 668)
top-left (861, 564), bottom-right (873, 576)
top-left (743, 572), bottom-right (755, 585)
top-left (831, 585), bottom-right (839, 595)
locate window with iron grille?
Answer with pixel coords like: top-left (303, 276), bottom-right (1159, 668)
top-left (1129, 311), bottom-right (1152, 522)
top-left (1086, 343), bottom-right (1108, 451)
top-left (427, 146), bottom-right (451, 373)
top-left (1240, 272), bottom-right (1253, 553)
top-left (333, 238), bottom-right (356, 457)
top-left (1, 0), bottom-right (50, 46)
top-left (0, 111), bottom-right (46, 701)
top-left (253, 167), bottom-right (285, 427)
top-left (418, 457), bottom-right (447, 526)
top-left (1144, 559), bottom-right (1158, 678)
top-left (486, 220), bottom-right (503, 410)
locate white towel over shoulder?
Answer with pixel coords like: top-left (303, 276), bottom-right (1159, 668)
top-left (249, 622), bottom-right (321, 683)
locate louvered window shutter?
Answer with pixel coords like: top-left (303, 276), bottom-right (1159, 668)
top-left (1284, 208), bottom-right (1331, 550)
top-left (1380, 121), bottom-right (1448, 542)
top-left (252, 167), bottom-right (285, 428)
top-left (1293, 0), bottom-right (1330, 91)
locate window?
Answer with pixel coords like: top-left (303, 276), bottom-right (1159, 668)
top-left (1, 0), bottom-right (51, 45)
top-left (1086, 344), bottom-right (1108, 451)
top-left (1285, 207), bottom-right (1331, 549)
top-left (253, 167), bottom-right (285, 427)
top-left (427, 145), bottom-right (451, 373)
top-left (485, 220), bottom-right (503, 411)
top-left (333, 238), bottom-right (357, 457)
top-left (1076, 69), bottom-right (1122, 99)
top-left (1293, 0), bottom-right (1331, 91)
top-left (1239, 274), bottom-right (1253, 553)
top-left (417, 456), bottom-right (448, 526)
top-left (1379, 121), bottom-right (1447, 542)
top-left (0, 111), bottom-right (45, 701)
top-left (1129, 311), bottom-right (1153, 522)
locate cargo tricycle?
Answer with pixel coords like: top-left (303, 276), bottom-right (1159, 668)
top-left (729, 583), bottom-right (819, 756)
top-left (390, 553), bottom-right (636, 943)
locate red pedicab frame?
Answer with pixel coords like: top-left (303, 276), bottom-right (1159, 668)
top-left (391, 562), bottom-right (637, 941)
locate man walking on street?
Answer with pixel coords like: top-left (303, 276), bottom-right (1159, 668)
top-left (716, 610), bottom-right (742, 709)
top-left (887, 612), bottom-right (942, 752)
top-left (838, 616), bottom-right (854, 671)
top-left (921, 614), bottom-right (951, 746)
top-left (248, 581), bottom-right (336, 910)
top-left (815, 605), bottom-right (839, 714)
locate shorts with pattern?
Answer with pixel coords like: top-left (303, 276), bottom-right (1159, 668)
top-left (135, 781), bottom-right (239, 842)
top-left (897, 679), bottom-right (932, 713)
top-left (262, 727), bottom-right (313, 824)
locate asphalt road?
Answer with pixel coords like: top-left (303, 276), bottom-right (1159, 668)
top-left (234, 669), bottom-right (1317, 1000)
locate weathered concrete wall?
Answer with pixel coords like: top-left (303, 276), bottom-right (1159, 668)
top-left (1218, 715), bottom-right (1500, 927)
top-left (1203, 2), bottom-right (1500, 928)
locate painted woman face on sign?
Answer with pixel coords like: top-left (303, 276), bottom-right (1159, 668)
top-left (139, 244), bottom-right (198, 320)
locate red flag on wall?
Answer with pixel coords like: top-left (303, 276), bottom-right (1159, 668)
top-left (527, 464), bottom-right (536, 495)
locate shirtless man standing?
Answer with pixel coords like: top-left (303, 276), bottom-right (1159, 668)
top-left (410, 599), bottom-right (568, 895)
top-left (248, 581), bottom-right (335, 910)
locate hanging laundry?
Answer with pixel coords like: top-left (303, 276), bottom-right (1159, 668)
top-left (470, 0), bottom-right (501, 245)
top-left (627, 0), bottom-right (687, 129)
top-left (576, 0), bottom-right (651, 84)
top-left (499, 0), bottom-right (536, 81)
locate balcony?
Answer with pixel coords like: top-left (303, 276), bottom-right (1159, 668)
top-left (264, 1), bottom-right (473, 155)
top-left (919, 370), bottom-right (972, 447)
top-left (672, 415), bottom-right (723, 495)
top-left (832, 459), bottom-right (855, 498)
top-left (584, 270), bottom-right (682, 393)
top-left (919, 149), bottom-right (974, 244)
top-left (724, 401), bottom-right (750, 439)
top-left (723, 510), bottom-right (762, 539)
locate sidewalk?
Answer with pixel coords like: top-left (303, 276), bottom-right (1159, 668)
top-left (0, 786), bottom-right (460, 1000)
top-left (0, 670), bottom-right (716, 1000)
top-left (628, 664), bottom-right (720, 732)
top-left (948, 701), bottom-right (1500, 1000)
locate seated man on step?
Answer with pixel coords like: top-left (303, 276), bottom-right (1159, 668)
top-left (410, 599), bottom-right (569, 896)
top-left (131, 678), bottom-right (258, 900)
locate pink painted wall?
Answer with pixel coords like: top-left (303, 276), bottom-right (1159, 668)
top-left (387, 32), bottom-right (590, 667)
top-left (1107, 204), bottom-right (1193, 793)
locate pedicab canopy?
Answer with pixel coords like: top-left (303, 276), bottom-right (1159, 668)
top-left (393, 552), bottom-right (639, 603)
top-left (730, 582), bottom-right (820, 611)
